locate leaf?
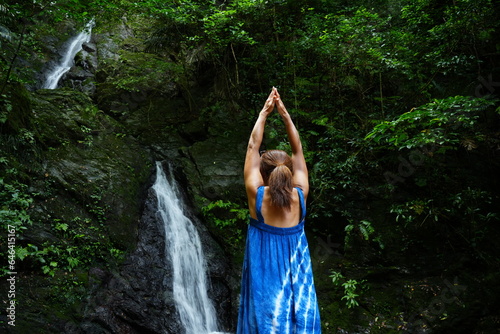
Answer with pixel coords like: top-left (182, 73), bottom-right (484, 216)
top-left (55, 223), bottom-right (69, 231)
top-left (16, 247), bottom-right (29, 261)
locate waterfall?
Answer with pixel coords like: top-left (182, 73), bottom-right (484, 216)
top-left (152, 162), bottom-right (221, 334)
top-left (42, 19), bottom-right (94, 89)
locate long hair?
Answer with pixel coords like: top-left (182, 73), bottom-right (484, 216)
top-left (260, 150), bottom-right (294, 210)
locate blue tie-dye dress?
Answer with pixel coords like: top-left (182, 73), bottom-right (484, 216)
top-left (237, 186), bottom-right (321, 334)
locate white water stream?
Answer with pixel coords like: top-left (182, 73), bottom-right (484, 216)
top-left (153, 162), bottom-right (225, 334)
top-left (42, 20), bottom-right (94, 89)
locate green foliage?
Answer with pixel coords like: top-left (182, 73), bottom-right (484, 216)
top-left (329, 270), bottom-right (367, 309)
top-left (144, 0), bottom-right (259, 60)
top-left (0, 4), bottom-right (12, 47)
top-left (345, 220), bottom-right (385, 250)
top-left (202, 199), bottom-right (246, 252)
top-left (366, 96), bottom-right (497, 152)
top-left (390, 199), bottom-right (438, 226)
top-left (318, 7), bottom-right (397, 74)
top-left (79, 125), bottom-right (94, 147)
top-left (0, 163), bottom-right (33, 276)
top-left (445, 187), bottom-right (498, 263)
top-left (0, 150), bottom-right (123, 277)
top-left (1, 0), bottom-right (500, 329)
top-left (99, 51), bottom-right (183, 93)
top-left (341, 279), bottom-right (361, 309)
top-left (202, 200), bottom-right (247, 228)
top-left (17, 213), bottom-right (124, 277)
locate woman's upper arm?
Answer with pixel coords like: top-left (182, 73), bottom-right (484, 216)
top-left (292, 153), bottom-right (309, 199)
top-left (244, 148), bottom-right (262, 218)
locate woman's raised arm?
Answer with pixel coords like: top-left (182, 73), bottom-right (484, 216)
top-left (274, 89), bottom-right (309, 199)
top-left (244, 88), bottom-right (276, 205)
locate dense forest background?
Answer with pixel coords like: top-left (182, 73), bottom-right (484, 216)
top-left (1, 0), bottom-right (500, 333)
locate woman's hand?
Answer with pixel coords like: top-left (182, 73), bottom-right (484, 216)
top-left (261, 87), bottom-right (276, 116)
top-left (274, 88), bottom-right (288, 117)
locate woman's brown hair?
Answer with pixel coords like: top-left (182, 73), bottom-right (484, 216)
top-left (260, 150), bottom-right (294, 210)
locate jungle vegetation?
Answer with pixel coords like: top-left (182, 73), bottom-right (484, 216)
top-left (1, 0), bottom-right (499, 332)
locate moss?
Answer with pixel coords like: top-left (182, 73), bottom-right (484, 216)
top-left (12, 271), bottom-right (88, 333)
top-left (0, 84), bottom-right (158, 332)
top-left (2, 83), bottom-right (33, 132)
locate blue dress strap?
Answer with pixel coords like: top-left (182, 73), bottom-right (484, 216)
top-left (255, 186), bottom-right (265, 222)
top-left (296, 187), bottom-right (307, 222)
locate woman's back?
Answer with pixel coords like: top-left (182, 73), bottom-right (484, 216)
top-left (260, 187), bottom-right (302, 228)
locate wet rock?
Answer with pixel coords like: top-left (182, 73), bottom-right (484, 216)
top-left (81, 173), bottom-right (234, 333)
top-left (81, 187), bottom-right (181, 334)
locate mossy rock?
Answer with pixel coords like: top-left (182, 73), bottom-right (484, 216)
top-left (1, 82), bottom-right (33, 135)
top-left (29, 87), bottom-right (151, 249)
top-left (30, 88), bottom-right (106, 147)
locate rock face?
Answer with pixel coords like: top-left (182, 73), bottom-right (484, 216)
top-left (80, 165), bottom-right (234, 333)
top-left (80, 185), bottom-right (182, 334)
top-left (29, 88), bottom-right (151, 249)
top-left (60, 39), bottom-right (98, 94)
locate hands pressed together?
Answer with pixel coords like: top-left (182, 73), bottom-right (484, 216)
top-left (253, 86), bottom-right (308, 197)
top-left (261, 87), bottom-right (288, 117)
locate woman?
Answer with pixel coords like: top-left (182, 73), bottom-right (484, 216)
top-left (237, 87), bottom-right (321, 333)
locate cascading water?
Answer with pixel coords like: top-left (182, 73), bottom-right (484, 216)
top-left (153, 162), bottom-right (224, 334)
top-left (42, 19), bottom-right (94, 89)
